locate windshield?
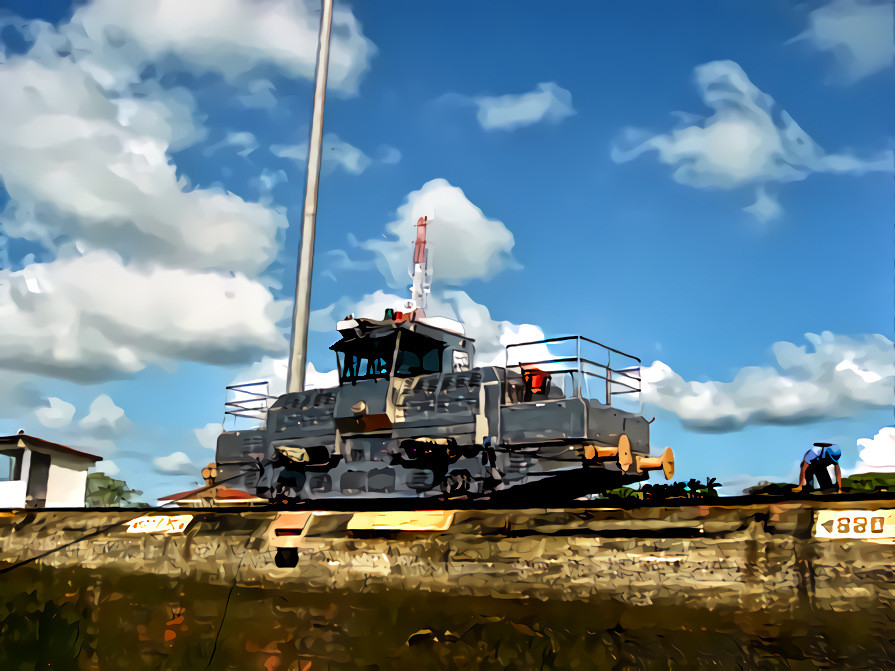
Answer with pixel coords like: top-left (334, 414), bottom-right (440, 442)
top-left (336, 335), bottom-right (396, 382)
top-left (394, 332), bottom-right (444, 377)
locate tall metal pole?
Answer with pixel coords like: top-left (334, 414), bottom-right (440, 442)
top-left (287, 0), bottom-right (334, 394)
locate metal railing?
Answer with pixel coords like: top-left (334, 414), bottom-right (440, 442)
top-left (224, 381), bottom-right (277, 422)
top-left (504, 335), bottom-right (641, 407)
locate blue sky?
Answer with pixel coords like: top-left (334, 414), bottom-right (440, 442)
top-left (0, 0), bottom-right (892, 500)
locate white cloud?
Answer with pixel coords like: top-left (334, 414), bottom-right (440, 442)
top-left (35, 397), bottom-right (76, 429)
top-left (307, 362), bottom-right (340, 390)
top-left (642, 332), bottom-right (895, 432)
top-left (92, 459), bottom-right (120, 477)
top-left (853, 427), bottom-right (895, 472)
top-left (0, 373), bottom-right (46, 424)
top-left (194, 422), bottom-right (223, 451)
top-left (272, 133), bottom-right (373, 175)
top-left (62, 0), bottom-right (376, 95)
top-left (204, 131), bottom-right (259, 158)
top-left (611, 60), bottom-right (892, 216)
top-left (0, 251), bottom-right (288, 382)
top-left (790, 0), bottom-right (894, 83)
top-left (361, 179), bottom-right (518, 288)
top-left (474, 82), bottom-right (575, 131)
top-left (437, 290), bottom-right (547, 367)
top-left (237, 79), bottom-right (278, 109)
top-left (743, 186), bottom-right (783, 222)
top-left (379, 146), bottom-right (402, 165)
top-left (0, 57), bottom-right (285, 276)
top-left (311, 289), bottom-right (404, 331)
top-left (79, 394), bottom-right (130, 438)
top-left (154, 451), bottom-right (197, 476)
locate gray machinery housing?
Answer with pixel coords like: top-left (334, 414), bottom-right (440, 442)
top-left (216, 315), bottom-right (672, 503)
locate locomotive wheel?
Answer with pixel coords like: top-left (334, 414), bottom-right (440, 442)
top-left (441, 470), bottom-right (471, 498)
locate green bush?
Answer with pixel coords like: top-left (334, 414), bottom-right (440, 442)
top-left (85, 472), bottom-right (146, 507)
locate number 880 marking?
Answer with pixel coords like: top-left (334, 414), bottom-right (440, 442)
top-left (835, 516), bottom-right (885, 534)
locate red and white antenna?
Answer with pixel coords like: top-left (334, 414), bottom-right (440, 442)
top-left (408, 215), bottom-right (433, 317)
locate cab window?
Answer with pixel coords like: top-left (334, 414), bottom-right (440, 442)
top-left (395, 333), bottom-right (443, 377)
top-left (335, 334), bottom-right (396, 382)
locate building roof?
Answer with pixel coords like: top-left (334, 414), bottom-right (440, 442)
top-left (0, 434), bottom-right (103, 462)
top-left (158, 486), bottom-right (266, 504)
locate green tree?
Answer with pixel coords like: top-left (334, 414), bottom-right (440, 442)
top-left (85, 472), bottom-right (146, 507)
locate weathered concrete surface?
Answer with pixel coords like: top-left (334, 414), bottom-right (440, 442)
top-left (1, 500), bottom-right (894, 613)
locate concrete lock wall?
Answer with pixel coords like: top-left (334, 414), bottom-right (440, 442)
top-left (0, 501), bottom-right (893, 613)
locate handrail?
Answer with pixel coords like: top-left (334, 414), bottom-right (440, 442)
top-left (225, 381), bottom-right (277, 421)
top-left (514, 356), bottom-right (641, 378)
top-left (505, 334), bottom-right (641, 364)
top-left (503, 334), bottom-right (642, 407)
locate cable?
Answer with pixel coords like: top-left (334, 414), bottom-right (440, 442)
top-left (203, 521), bottom-right (265, 669)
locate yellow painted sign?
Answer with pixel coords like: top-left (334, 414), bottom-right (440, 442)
top-left (348, 510), bottom-right (454, 531)
top-left (814, 509), bottom-right (895, 540)
top-left (126, 515), bottom-right (193, 535)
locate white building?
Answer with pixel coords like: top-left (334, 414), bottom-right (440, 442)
top-left (0, 432), bottom-right (102, 508)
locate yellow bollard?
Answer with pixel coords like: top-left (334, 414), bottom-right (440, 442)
top-left (583, 435), bottom-right (634, 473)
top-left (636, 447), bottom-right (675, 480)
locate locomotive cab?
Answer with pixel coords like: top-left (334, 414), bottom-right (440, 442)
top-left (331, 314), bottom-right (475, 386)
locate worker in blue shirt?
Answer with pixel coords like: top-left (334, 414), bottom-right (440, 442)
top-left (793, 442), bottom-right (842, 493)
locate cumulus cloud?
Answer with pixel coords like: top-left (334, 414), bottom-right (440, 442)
top-left (361, 179), bottom-right (517, 288)
top-left (59, 0), bottom-right (376, 95)
top-left (236, 79), bottom-right (278, 109)
top-left (0, 374), bottom-right (47, 425)
top-left (473, 82), bottom-right (576, 131)
top-left (853, 427), bottom-right (895, 472)
top-left (79, 394), bottom-right (131, 439)
top-left (611, 60), bottom-right (892, 217)
top-left (790, 0), bottom-right (894, 83)
top-left (437, 290), bottom-right (547, 366)
top-left (153, 451), bottom-right (198, 476)
top-left (378, 146), bottom-right (402, 165)
top-left (35, 397), bottom-right (76, 429)
top-left (92, 459), bottom-right (120, 477)
top-left (194, 422), bottom-right (223, 451)
top-left (272, 133), bottom-right (373, 175)
top-left (0, 251), bottom-right (288, 382)
top-left (642, 332), bottom-right (895, 432)
top-left (743, 186), bottom-right (783, 222)
top-left (204, 131), bottom-right (259, 158)
top-left (0, 57), bottom-right (285, 276)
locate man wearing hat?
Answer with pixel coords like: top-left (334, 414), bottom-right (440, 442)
top-left (793, 442), bottom-right (842, 493)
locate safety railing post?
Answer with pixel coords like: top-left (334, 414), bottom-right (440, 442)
top-left (606, 351), bottom-right (612, 406)
top-left (576, 336), bottom-right (582, 398)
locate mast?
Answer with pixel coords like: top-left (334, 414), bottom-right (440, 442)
top-left (286, 0), bottom-right (334, 394)
top-left (409, 216), bottom-right (432, 317)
